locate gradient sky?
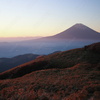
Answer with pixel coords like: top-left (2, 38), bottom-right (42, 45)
top-left (0, 0), bottom-right (100, 37)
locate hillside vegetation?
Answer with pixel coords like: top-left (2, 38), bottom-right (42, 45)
top-left (0, 42), bottom-right (100, 100)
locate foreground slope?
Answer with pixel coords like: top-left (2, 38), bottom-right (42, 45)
top-left (0, 42), bottom-right (100, 100)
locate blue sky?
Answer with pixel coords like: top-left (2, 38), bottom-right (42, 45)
top-left (0, 0), bottom-right (100, 37)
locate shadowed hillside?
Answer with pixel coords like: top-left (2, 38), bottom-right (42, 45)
top-left (0, 42), bottom-right (100, 100)
top-left (0, 54), bottom-right (39, 73)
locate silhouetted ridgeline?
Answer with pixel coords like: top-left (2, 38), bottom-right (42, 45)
top-left (0, 53), bottom-right (39, 73)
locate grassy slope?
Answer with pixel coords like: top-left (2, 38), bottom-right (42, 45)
top-left (0, 42), bottom-right (100, 100)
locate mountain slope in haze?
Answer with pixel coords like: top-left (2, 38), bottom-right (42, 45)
top-left (0, 42), bottom-right (100, 100)
top-left (0, 53), bottom-right (39, 73)
top-left (49, 23), bottom-right (100, 40)
top-left (27, 23), bottom-right (100, 41)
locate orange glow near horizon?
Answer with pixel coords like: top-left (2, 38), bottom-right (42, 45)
top-left (0, 0), bottom-right (100, 38)
top-left (0, 23), bottom-right (99, 38)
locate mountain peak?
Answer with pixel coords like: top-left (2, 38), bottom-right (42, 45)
top-left (52, 23), bottom-right (100, 40)
top-left (74, 23), bottom-right (85, 25)
top-left (72, 23), bottom-right (89, 30)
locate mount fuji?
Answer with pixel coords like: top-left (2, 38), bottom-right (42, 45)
top-left (43, 23), bottom-right (100, 40)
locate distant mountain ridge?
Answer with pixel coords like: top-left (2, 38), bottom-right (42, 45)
top-left (0, 53), bottom-right (39, 73)
top-left (0, 36), bottom-right (42, 42)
